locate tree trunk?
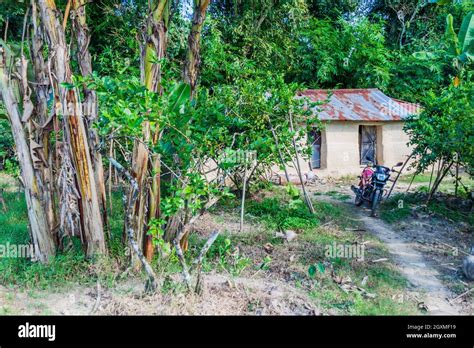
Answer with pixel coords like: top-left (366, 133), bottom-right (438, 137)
top-left (37, 0), bottom-right (106, 257)
top-left (143, 0), bottom-right (169, 94)
top-left (0, 188), bottom-right (6, 212)
top-left (183, 0), bottom-right (210, 94)
top-left (130, 123), bottom-right (151, 268)
top-left (162, 0), bottom-right (211, 248)
top-left (31, 0), bottom-right (57, 239)
top-left (289, 111), bottom-right (315, 214)
top-left (71, 0), bottom-right (108, 232)
top-left (268, 117), bottom-right (290, 183)
top-left (0, 48), bottom-right (56, 263)
top-left (131, 0), bottom-right (170, 263)
top-left (427, 161), bottom-right (454, 203)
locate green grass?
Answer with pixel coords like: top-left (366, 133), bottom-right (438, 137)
top-left (307, 240), bottom-right (418, 315)
top-left (307, 263), bottom-right (418, 315)
top-left (428, 200), bottom-right (474, 225)
top-left (246, 197), bottom-right (320, 231)
top-left (0, 190), bottom-right (127, 289)
top-left (379, 194), bottom-right (414, 223)
top-left (229, 188), bottom-right (419, 315)
top-left (399, 172), bottom-right (474, 197)
top-left (324, 190), bottom-right (351, 201)
top-left (380, 193), bottom-right (473, 226)
top-left (399, 173), bottom-right (434, 184)
top-left (245, 186), bottom-right (357, 232)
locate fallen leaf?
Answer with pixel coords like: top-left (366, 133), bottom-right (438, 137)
top-left (263, 243), bottom-right (274, 254)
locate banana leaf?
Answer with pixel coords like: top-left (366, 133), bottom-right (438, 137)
top-left (458, 11), bottom-right (474, 54)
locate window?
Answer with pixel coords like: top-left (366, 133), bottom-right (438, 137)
top-left (309, 129), bottom-right (322, 169)
top-left (359, 125), bottom-right (376, 165)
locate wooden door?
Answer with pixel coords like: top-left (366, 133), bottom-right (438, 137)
top-left (359, 126), bottom-right (376, 165)
top-left (309, 130), bottom-right (322, 169)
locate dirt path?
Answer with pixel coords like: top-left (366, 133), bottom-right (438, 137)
top-left (313, 193), bottom-right (464, 315)
top-left (355, 210), bottom-right (462, 315)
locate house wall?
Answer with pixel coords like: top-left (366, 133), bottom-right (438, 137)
top-left (275, 121), bottom-right (412, 181)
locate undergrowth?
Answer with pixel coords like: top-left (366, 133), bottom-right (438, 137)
top-left (380, 193), bottom-right (473, 226)
top-left (0, 190), bottom-right (127, 289)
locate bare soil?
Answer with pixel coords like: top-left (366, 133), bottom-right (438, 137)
top-left (0, 274), bottom-right (319, 315)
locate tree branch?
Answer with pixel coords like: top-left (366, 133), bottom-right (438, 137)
top-left (109, 157), bottom-right (158, 292)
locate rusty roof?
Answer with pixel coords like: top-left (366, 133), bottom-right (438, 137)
top-left (299, 89), bottom-right (421, 121)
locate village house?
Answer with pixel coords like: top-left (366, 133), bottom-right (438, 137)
top-left (279, 88), bottom-right (420, 180)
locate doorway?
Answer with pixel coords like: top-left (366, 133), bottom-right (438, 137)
top-left (359, 125), bottom-right (376, 165)
top-left (309, 129), bottom-right (322, 169)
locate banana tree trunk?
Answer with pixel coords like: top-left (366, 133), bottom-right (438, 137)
top-left (131, 0), bottom-right (169, 262)
top-left (37, 0), bottom-right (106, 257)
top-left (71, 0), bottom-right (108, 231)
top-left (164, 0), bottom-right (210, 247)
top-left (0, 48), bottom-right (56, 263)
top-left (130, 123), bottom-right (150, 267)
top-left (183, 0), bottom-right (210, 94)
top-left (144, 0), bottom-right (169, 93)
top-left (31, 0), bottom-right (57, 238)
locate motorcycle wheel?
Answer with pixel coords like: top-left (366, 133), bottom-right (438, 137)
top-left (371, 190), bottom-right (381, 217)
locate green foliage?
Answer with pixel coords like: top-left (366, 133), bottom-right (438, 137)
top-left (381, 193), bottom-right (474, 226)
top-left (180, 72), bottom-right (320, 192)
top-left (259, 255), bottom-right (272, 270)
top-left (0, 115), bottom-right (16, 172)
top-left (458, 11), bottom-right (474, 55)
top-left (95, 75), bottom-right (159, 138)
top-left (428, 198), bottom-right (474, 225)
top-left (308, 262), bottom-right (325, 277)
top-left (0, 191), bottom-right (126, 288)
top-left (204, 2), bottom-right (392, 89)
top-left (0, 0), bottom-right (27, 42)
top-left (404, 82), bottom-right (474, 174)
top-left (247, 197), bottom-right (320, 231)
top-left (205, 235), bottom-right (251, 276)
top-left (386, 6), bottom-right (474, 101)
top-left (167, 83), bottom-right (191, 113)
top-left (205, 0), bottom-right (310, 85)
top-left (446, 11), bottom-right (474, 64)
top-left (379, 194), bottom-right (415, 223)
top-left (88, 0), bottom-right (147, 76)
top-left (387, 50), bottom-right (452, 102)
top-left (293, 18), bottom-right (392, 88)
top-left (307, 0), bottom-right (358, 19)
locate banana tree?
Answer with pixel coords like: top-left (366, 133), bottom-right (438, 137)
top-left (445, 11), bottom-right (474, 85)
top-left (129, 0), bottom-right (210, 266)
top-left (37, 0), bottom-right (106, 257)
top-left (413, 11), bottom-right (474, 86)
top-left (131, 0), bottom-right (170, 264)
top-left (71, 0), bottom-right (108, 229)
top-left (0, 45), bottom-right (56, 263)
top-left (183, 0), bottom-right (211, 95)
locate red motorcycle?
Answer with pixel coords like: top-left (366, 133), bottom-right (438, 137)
top-left (351, 160), bottom-right (403, 217)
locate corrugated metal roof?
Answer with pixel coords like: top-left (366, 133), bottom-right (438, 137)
top-left (298, 88), bottom-right (421, 121)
